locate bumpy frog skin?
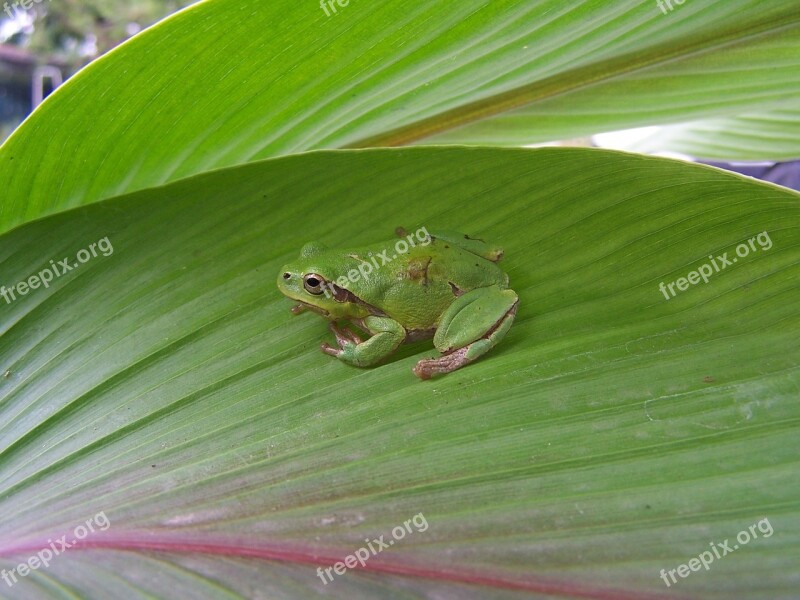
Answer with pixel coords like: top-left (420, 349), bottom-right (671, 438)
top-left (277, 228), bottom-right (519, 379)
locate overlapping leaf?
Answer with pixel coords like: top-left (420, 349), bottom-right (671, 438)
top-left (2, 0), bottom-right (800, 233)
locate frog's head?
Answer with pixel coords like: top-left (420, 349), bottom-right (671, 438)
top-left (277, 242), bottom-right (368, 320)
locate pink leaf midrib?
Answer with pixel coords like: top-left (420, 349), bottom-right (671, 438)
top-left (0, 532), bottom-right (685, 600)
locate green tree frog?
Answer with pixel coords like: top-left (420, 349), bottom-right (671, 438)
top-left (277, 227), bottom-right (518, 379)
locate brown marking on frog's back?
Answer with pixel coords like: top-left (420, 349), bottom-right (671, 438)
top-left (406, 256), bottom-right (432, 286)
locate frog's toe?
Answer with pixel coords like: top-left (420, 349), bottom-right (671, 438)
top-left (320, 342), bottom-right (341, 357)
top-left (329, 322), bottom-right (363, 346)
top-left (412, 348), bottom-right (470, 380)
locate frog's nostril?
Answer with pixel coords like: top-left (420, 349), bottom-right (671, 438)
top-left (283, 272), bottom-right (291, 280)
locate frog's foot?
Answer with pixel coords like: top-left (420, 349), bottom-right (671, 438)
top-left (320, 322), bottom-right (363, 357)
top-left (413, 285), bottom-right (518, 380)
top-left (412, 347), bottom-right (471, 380)
top-left (330, 322), bottom-right (364, 346)
top-left (321, 317), bottom-right (406, 368)
top-left (320, 342), bottom-right (341, 358)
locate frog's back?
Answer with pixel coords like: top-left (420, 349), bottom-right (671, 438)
top-left (345, 235), bottom-right (508, 330)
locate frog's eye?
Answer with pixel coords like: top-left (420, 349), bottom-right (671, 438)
top-left (303, 273), bottom-right (326, 295)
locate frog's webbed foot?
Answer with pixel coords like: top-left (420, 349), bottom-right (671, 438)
top-left (321, 322), bottom-right (364, 357)
top-left (413, 285), bottom-right (518, 380)
top-left (412, 347), bottom-right (471, 380)
top-left (290, 304), bottom-right (306, 315)
top-left (321, 317), bottom-right (405, 368)
top-left (331, 322), bottom-right (363, 346)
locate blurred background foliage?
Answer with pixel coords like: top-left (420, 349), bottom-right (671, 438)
top-left (0, 0), bottom-right (194, 137)
top-left (2, 0), bottom-right (195, 67)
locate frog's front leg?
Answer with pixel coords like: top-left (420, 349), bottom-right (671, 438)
top-left (413, 285), bottom-right (518, 380)
top-left (321, 316), bottom-right (406, 368)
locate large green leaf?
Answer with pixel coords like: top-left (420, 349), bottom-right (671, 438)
top-left (2, 0), bottom-right (799, 233)
top-left (1, 147), bottom-right (798, 599)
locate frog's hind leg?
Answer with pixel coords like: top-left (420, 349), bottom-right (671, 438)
top-left (413, 285), bottom-right (518, 380)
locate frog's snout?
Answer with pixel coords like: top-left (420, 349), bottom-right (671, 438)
top-left (277, 268), bottom-right (294, 293)
top-left (277, 268), bottom-right (305, 299)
